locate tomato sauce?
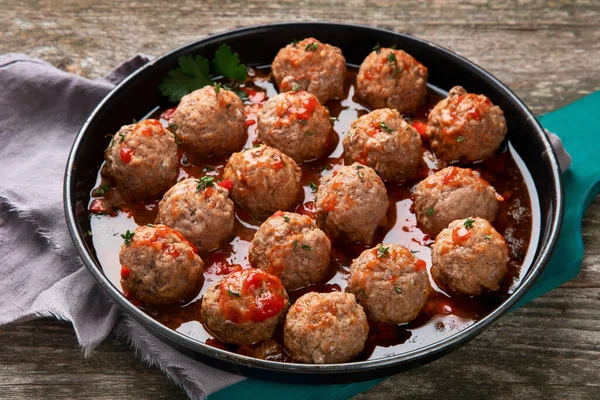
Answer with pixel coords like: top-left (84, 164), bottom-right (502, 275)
top-left (88, 67), bottom-right (533, 362)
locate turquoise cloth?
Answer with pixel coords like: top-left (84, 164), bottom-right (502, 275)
top-left (211, 92), bottom-right (600, 400)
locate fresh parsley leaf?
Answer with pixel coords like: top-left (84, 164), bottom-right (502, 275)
top-left (159, 55), bottom-right (212, 103)
top-left (300, 244), bottom-right (313, 250)
top-left (227, 289), bottom-right (241, 297)
top-left (121, 230), bottom-right (135, 245)
top-left (379, 121), bottom-right (393, 133)
top-left (387, 52), bottom-right (397, 64)
top-left (292, 40), bottom-right (299, 48)
top-left (168, 123), bottom-right (178, 134)
top-left (357, 170), bottom-right (364, 179)
top-left (92, 184), bottom-right (111, 197)
top-left (373, 43), bottom-right (381, 53)
top-left (464, 217), bottom-right (476, 228)
top-left (214, 81), bottom-right (222, 94)
top-left (119, 132), bottom-right (126, 143)
top-left (212, 44), bottom-right (247, 82)
top-left (377, 243), bottom-right (390, 258)
top-left (305, 130), bottom-right (313, 136)
top-left (426, 207), bottom-right (436, 216)
top-left (305, 42), bottom-right (318, 51)
top-left (457, 136), bottom-right (465, 142)
top-left (392, 66), bottom-right (404, 77)
top-left (410, 250), bottom-right (420, 254)
top-left (292, 240), bottom-right (298, 248)
top-left (196, 176), bottom-right (215, 191)
top-left (484, 235), bottom-right (493, 240)
top-left (310, 181), bottom-right (318, 192)
top-left (292, 82), bottom-right (301, 91)
top-left (355, 165), bottom-right (364, 169)
top-left (394, 287), bottom-right (403, 294)
top-left (283, 216), bottom-right (290, 223)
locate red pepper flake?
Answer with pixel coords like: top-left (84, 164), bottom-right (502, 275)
top-left (443, 166), bottom-right (459, 184)
top-left (160, 107), bottom-right (177, 121)
top-left (412, 120), bottom-right (428, 138)
top-left (218, 179), bottom-right (234, 191)
top-left (120, 265), bottom-right (131, 278)
top-left (246, 119), bottom-right (256, 127)
top-left (120, 147), bottom-right (134, 163)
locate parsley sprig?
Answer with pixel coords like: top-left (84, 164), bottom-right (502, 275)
top-left (159, 44), bottom-right (248, 103)
top-left (377, 243), bottom-right (390, 258)
top-left (196, 176), bottom-right (215, 192)
top-left (464, 217), bottom-right (475, 228)
top-left (121, 230), bottom-right (135, 245)
top-left (379, 121), bottom-right (393, 133)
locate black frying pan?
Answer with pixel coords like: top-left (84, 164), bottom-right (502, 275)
top-left (64, 22), bottom-right (563, 383)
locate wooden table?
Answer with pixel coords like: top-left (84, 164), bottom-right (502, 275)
top-left (1, 1), bottom-right (599, 398)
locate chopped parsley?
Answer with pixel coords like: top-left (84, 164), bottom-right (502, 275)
top-left (292, 40), bottom-right (299, 48)
top-left (464, 217), bottom-right (475, 228)
top-left (292, 240), bottom-right (298, 248)
top-left (119, 132), bottom-right (126, 143)
top-left (213, 81), bottom-right (222, 94)
top-left (283, 216), bottom-right (290, 223)
top-left (309, 181), bottom-right (318, 192)
top-left (159, 44), bottom-right (247, 103)
top-left (379, 121), bottom-right (393, 133)
top-left (92, 184), bottom-right (111, 197)
top-left (305, 130), bottom-right (313, 136)
top-left (373, 43), bottom-right (381, 53)
top-left (484, 235), bottom-right (493, 240)
top-left (387, 52), bottom-right (397, 64)
top-left (394, 287), bottom-right (403, 294)
top-left (305, 42), bottom-right (318, 51)
top-left (172, 131), bottom-right (182, 146)
top-left (292, 82), bottom-right (301, 91)
top-left (457, 136), bottom-right (465, 142)
top-left (121, 230), bottom-right (135, 245)
top-left (410, 250), bottom-right (420, 254)
top-left (392, 66), bottom-right (404, 77)
top-left (426, 207), bottom-right (436, 216)
top-left (195, 176), bottom-right (215, 191)
top-left (300, 244), bottom-right (313, 250)
top-left (377, 243), bottom-right (390, 258)
top-left (322, 164), bottom-right (333, 171)
top-left (227, 289), bottom-right (241, 297)
top-left (168, 123), bottom-right (178, 134)
top-left (357, 170), bottom-right (364, 179)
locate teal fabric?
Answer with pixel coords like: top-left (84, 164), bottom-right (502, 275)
top-left (210, 92), bottom-right (600, 400)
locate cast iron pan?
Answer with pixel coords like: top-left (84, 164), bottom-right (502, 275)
top-left (64, 22), bottom-right (563, 383)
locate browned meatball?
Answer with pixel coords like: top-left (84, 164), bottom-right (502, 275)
top-left (431, 218), bottom-right (509, 295)
top-left (428, 86), bottom-right (507, 162)
top-left (104, 120), bottom-right (178, 200)
top-left (201, 269), bottom-right (289, 345)
top-left (257, 91), bottom-right (333, 162)
top-left (169, 86), bottom-right (246, 156)
top-left (223, 145), bottom-right (303, 217)
top-left (347, 244), bottom-right (431, 324)
top-left (249, 211), bottom-right (331, 291)
top-left (343, 108), bottom-right (422, 182)
top-left (283, 292), bottom-right (368, 364)
top-left (315, 163), bottom-right (388, 244)
top-left (272, 38), bottom-right (346, 103)
top-left (119, 225), bottom-right (204, 306)
top-left (413, 166), bottom-right (499, 236)
top-left (356, 47), bottom-right (428, 114)
top-left (156, 178), bottom-right (234, 252)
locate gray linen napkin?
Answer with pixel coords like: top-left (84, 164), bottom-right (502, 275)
top-left (0, 53), bottom-right (572, 400)
top-left (0, 54), bottom-right (243, 399)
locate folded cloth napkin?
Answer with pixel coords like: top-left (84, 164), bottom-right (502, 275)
top-left (0, 53), bottom-right (573, 400)
top-left (0, 54), bottom-right (243, 399)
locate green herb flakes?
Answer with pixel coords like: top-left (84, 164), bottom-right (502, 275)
top-left (373, 43), bottom-right (381, 53)
top-left (305, 42), bottom-right (318, 52)
top-left (377, 243), bottom-right (390, 258)
top-left (426, 207), bottom-right (435, 216)
top-left (310, 181), bottom-right (318, 192)
top-left (379, 121), bottom-right (393, 133)
top-left (121, 230), bottom-right (135, 245)
top-left (196, 176), bottom-right (215, 191)
top-left (464, 217), bottom-right (475, 228)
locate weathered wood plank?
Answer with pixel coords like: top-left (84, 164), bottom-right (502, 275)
top-left (0, 0), bottom-right (598, 399)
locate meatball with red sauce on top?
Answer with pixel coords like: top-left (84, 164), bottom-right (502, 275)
top-left (357, 47), bottom-right (428, 114)
top-left (272, 38), bottom-right (346, 104)
top-left (257, 91), bottom-right (333, 162)
top-left (431, 217), bottom-right (509, 295)
top-left (427, 86), bottom-right (507, 162)
top-left (104, 119), bottom-right (178, 200)
top-left (169, 85), bottom-right (246, 156)
top-left (223, 145), bottom-right (303, 217)
top-left (284, 292), bottom-right (368, 364)
top-left (201, 269), bottom-right (289, 345)
top-left (315, 163), bottom-right (388, 244)
top-left (343, 108), bottom-right (422, 182)
top-left (156, 177), bottom-right (235, 252)
top-left (413, 166), bottom-right (500, 236)
top-left (119, 224), bottom-right (204, 307)
top-left (347, 244), bottom-right (431, 324)
top-left (249, 211), bottom-right (331, 291)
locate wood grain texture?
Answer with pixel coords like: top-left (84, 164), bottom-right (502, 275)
top-left (0, 0), bottom-right (599, 399)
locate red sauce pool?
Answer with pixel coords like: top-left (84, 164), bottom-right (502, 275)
top-left (88, 67), bottom-right (533, 362)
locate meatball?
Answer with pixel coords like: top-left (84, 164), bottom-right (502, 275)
top-left (257, 91), bottom-right (333, 162)
top-left (315, 163), bottom-right (388, 244)
top-left (119, 224), bottom-right (204, 306)
top-left (249, 211), bottom-right (331, 291)
top-left (272, 38), bottom-right (346, 103)
top-left (343, 108), bottom-right (422, 182)
top-left (169, 86), bottom-right (246, 156)
top-left (156, 178), bottom-right (234, 252)
top-left (201, 269), bottom-right (289, 345)
top-left (223, 145), bottom-right (302, 217)
top-left (428, 86), bottom-right (507, 162)
top-left (431, 218), bottom-right (509, 295)
top-left (356, 47), bottom-right (428, 114)
top-left (104, 119), bottom-right (178, 200)
top-left (284, 292), bottom-right (368, 364)
top-left (347, 244), bottom-right (430, 323)
top-left (413, 166), bottom-right (499, 236)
